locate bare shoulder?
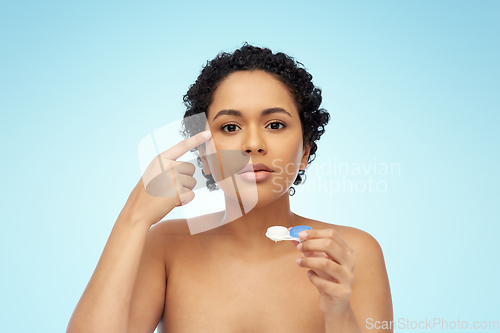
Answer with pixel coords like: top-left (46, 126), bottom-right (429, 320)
top-left (149, 211), bottom-right (225, 266)
top-left (300, 217), bottom-right (384, 258)
top-left (147, 218), bottom-right (190, 269)
top-left (152, 218), bottom-right (190, 236)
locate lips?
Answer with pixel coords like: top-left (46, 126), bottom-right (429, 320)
top-left (237, 162), bottom-right (273, 174)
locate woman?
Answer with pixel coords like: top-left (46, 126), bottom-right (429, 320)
top-left (67, 43), bottom-right (393, 333)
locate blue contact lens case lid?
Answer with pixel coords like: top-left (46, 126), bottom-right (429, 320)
top-left (289, 225), bottom-right (312, 238)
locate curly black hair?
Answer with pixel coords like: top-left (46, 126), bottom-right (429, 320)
top-left (180, 42), bottom-right (330, 196)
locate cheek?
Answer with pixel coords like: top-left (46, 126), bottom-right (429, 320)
top-left (205, 130), bottom-right (237, 154)
top-left (273, 154), bottom-right (302, 177)
top-left (205, 137), bottom-right (218, 155)
top-left (278, 137), bottom-right (304, 161)
top-left (204, 140), bottom-right (252, 181)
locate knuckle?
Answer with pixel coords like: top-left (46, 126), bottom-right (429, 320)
top-left (327, 229), bottom-right (336, 239)
top-left (344, 268), bottom-right (354, 281)
top-left (180, 161), bottom-right (196, 174)
top-left (184, 193), bottom-right (195, 203)
top-left (325, 239), bottom-right (335, 248)
top-left (342, 287), bottom-right (352, 299)
top-left (319, 259), bottom-right (330, 270)
top-left (172, 162), bottom-right (183, 172)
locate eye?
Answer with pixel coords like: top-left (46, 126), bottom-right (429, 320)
top-left (220, 122), bottom-right (241, 133)
top-left (266, 121), bottom-right (286, 130)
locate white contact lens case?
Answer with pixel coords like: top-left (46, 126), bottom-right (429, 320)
top-left (266, 225), bottom-right (312, 243)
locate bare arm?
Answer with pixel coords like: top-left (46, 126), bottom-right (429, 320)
top-left (66, 130), bottom-right (212, 332)
top-left (66, 212), bottom-right (151, 333)
top-left (349, 231), bottom-right (393, 333)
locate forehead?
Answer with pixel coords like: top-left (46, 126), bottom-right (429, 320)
top-left (208, 70), bottom-right (298, 118)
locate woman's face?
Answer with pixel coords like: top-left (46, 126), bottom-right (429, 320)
top-left (200, 69), bottom-right (310, 206)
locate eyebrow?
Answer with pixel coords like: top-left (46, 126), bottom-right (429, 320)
top-left (212, 107), bottom-right (293, 121)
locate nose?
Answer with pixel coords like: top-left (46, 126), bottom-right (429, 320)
top-left (242, 125), bottom-right (267, 155)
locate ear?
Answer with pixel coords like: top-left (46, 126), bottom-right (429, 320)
top-left (198, 143), bottom-right (212, 175)
top-left (299, 142), bottom-right (311, 171)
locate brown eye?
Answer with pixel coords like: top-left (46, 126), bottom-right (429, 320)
top-left (266, 121), bottom-right (286, 130)
top-left (221, 123), bottom-right (241, 132)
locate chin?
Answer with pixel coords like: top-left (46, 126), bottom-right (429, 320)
top-left (215, 173), bottom-right (293, 209)
top-left (244, 184), bottom-right (290, 208)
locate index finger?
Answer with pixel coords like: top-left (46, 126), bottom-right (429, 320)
top-left (162, 130), bottom-right (212, 161)
top-left (299, 228), bottom-right (353, 254)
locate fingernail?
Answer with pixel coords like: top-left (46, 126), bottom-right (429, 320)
top-left (297, 243), bottom-right (302, 251)
top-left (296, 258), bottom-right (301, 265)
top-left (299, 231), bottom-right (308, 239)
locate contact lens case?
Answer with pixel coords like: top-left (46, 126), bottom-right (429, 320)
top-left (266, 225), bottom-right (312, 242)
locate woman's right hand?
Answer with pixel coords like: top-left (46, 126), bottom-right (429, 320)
top-left (119, 130), bottom-right (212, 227)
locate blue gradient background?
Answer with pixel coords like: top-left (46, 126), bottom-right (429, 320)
top-left (1, 1), bottom-right (499, 332)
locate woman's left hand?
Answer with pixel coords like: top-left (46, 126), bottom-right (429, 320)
top-left (291, 228), bottom-right (356, 317)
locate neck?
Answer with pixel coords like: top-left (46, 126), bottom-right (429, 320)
top-left (214, 189), bottom-right (302, 253)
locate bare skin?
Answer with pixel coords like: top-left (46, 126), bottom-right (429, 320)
top-left (128, 70), bottom-right (393, 332)
top-left (150, 213), bottom-right (392, 333)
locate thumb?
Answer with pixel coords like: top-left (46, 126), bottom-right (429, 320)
top-left (288, 227), bottom-right (304, 245)
top-left (289, 227), bottom-right (299, 247)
